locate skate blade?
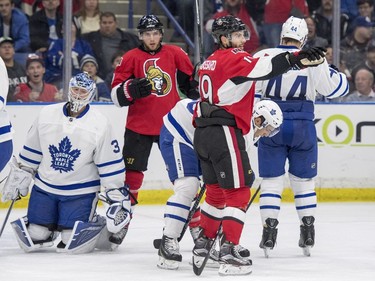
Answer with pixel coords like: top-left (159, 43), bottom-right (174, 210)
top-left (157, 257), bottom-right (180, 270)
top-left (263, 247), bottom-right (271, 258)
top-left (189, 258), bottom-right (220, 268)
top-left (192, 255), bottom-right (204, 267)
top-left (302, 246), bottom-right (312, 257)
top-left (218, 264), bottom-right (252, 276)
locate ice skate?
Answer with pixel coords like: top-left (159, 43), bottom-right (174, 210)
top-left (189, 226), bottom-right (200, 242)
top-left (192, 228), bottom-right (215, 268)
top-left (299, 216), bottom-right (315, 256)
top-left (218, 241), bottom-right (252, 276)
top-left (189, 232), bottom-right (220, 268)
top-left (259, 218), bottom-right (279, 258)
top-left (109, 224), bottom-right (129, 245)
top-left (157, 235), bottom-right (182, 270)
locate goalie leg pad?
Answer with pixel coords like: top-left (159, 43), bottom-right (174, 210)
top-left (57, 218), bottom-right (106, 254)
top-left (11, 217), bottom-right (55, 253)
top-left (94, 215), bottom-right (119, 251)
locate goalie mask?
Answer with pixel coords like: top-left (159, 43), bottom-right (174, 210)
top-left (280, 16), bottom-right (308, 48)
top-left (252, 100), bottom-right (283, 138)
top-left (212, 15), bottom-right (250, 47)
top-left (68, 72), bottom-right (96, 113)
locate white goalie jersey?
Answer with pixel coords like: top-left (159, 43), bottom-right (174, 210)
top-left (19, 103), bottom-right (125, 196)
top-left (253, 46), bottom-right (349, 101)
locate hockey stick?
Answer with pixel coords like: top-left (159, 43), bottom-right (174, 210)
top-left (0, 195), bottom-right (20, 238)
top-left (194, 0), bottom-right (204, 63)
top-left (192, 181), bottom-right (262, 276)
top-left (153, 183), bottom-right (206, 249)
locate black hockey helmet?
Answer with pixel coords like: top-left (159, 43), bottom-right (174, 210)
top-left (212, 15), bottom-right (249, 45)
top-left (137, 15), bottom-right (164, 34)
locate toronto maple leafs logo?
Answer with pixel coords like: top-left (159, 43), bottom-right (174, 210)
top-left (270, 109), bottom-right (276, 115)
top-left (49, 137), bottom-right (81, 173)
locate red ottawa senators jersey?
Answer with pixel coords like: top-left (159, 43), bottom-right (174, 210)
top-left (196, 47), bottom-right (279, 135)
top-left (112, 45), bottom-right (193, 135)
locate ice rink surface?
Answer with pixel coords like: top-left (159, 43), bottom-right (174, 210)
top-left (1, 202), bottom-right (374, 281)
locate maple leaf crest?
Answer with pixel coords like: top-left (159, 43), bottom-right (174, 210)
top-left (49, 136), bottom-right (81, 173)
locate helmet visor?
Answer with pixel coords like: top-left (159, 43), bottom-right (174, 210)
top-left (231, 30), bottom-right (250, 41)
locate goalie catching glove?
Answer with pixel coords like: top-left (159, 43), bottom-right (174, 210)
top-left (1, 157), bottom-right (33, 202)
top-left (287, 47), bottom-right (326, 70)
top-left (120, 78), bottom-right (152, 102)
top-left (101, 186), bottom-right (131, 234)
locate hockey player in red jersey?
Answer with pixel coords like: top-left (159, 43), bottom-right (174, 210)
top-left (191, 15), bottom-right (326, 275)
top-left (110, 14), bottom-right (199, 245)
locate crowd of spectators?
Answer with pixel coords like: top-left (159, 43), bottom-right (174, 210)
top-left (1, 0), bottom-right (375, 103)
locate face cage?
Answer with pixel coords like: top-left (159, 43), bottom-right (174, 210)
top-left (252, 119), bottom-right (280, 138)
top-left (68, 87), bottom-right (93, 113)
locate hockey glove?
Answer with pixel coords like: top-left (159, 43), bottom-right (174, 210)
top-left (121, 78), bottom-right (152, 102)
top-left (288, 47), bottom-right (326, 70)
top-left (1, 158), bottom-right (34, 202)
top-left (102, 186), bottom-right (132, 234)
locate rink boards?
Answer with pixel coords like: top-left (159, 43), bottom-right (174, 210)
top-left (1, 102), bottom-right (374, 208)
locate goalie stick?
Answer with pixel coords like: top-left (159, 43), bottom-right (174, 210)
top-left (192, 181), bottom-right (261, 276)
top-left (0, 194), bottom-right (20, 238)
top-left (153, 183), bottom-right (206, 249)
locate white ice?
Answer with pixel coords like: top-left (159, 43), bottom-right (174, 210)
top-left (1, 203), bottom-right (374, 281)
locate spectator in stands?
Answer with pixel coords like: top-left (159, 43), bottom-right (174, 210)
top-left (104, 50), bottom-right (123, 90)
top-left (13, 53), bottom-right (62, 102)
top-left (342, 67), bottom-right (375, 102)
top-left (306, 0), bottom-right (321, 14)
top-left (347, 0), bottom-right (375, 35)
top-left (304, 16), bottom-right (328, 50)
top-left (357, 0), bottom-right (375, 21)
top-left (341, 0), bottom-right (359, 23)
top-left (352, 44), bottom-right (375, 85)
top-left (312, 0), bottom-right (352, 43)
top-left (200, 0), bottom-right (222, 58)
top-left (340, 16), bottom-right (374, 75)
top-left (0, 36), bottom-right (27, 101)
top-left (83, 11), bottom-right (139, 80)
top-left (21, 0), bottom-right (43, 17)
top-left (75, 0), bottom-right (101, 35)
top-left (206, 0), bottom-right (261, 54)
top-left (29, 0), bottom-right (62, 53)
top-left (21, 0), bottom-right (81, 17)
top-left (80, 54), bottom-right (111, 102)
top-left (44, 20), bottom-right (93, 88)
top-left (0, 0), bottom-right (30, 52)
top-left (311, 0), bottom-right (333, 44)
top-left (262, 0), bottom-right (309, 48)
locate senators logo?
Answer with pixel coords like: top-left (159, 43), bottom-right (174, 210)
top-left (144, 59), bottom-right (172, 96)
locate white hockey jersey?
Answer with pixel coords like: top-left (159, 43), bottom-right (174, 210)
top-left (253, 46), bottom-right (349, 101)
top-left (0, 56), bottom-right (12, 144)
top-left (162, 98), bottom-right (197, 148)
top-left (19, 103), bottom-right (125, 196)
